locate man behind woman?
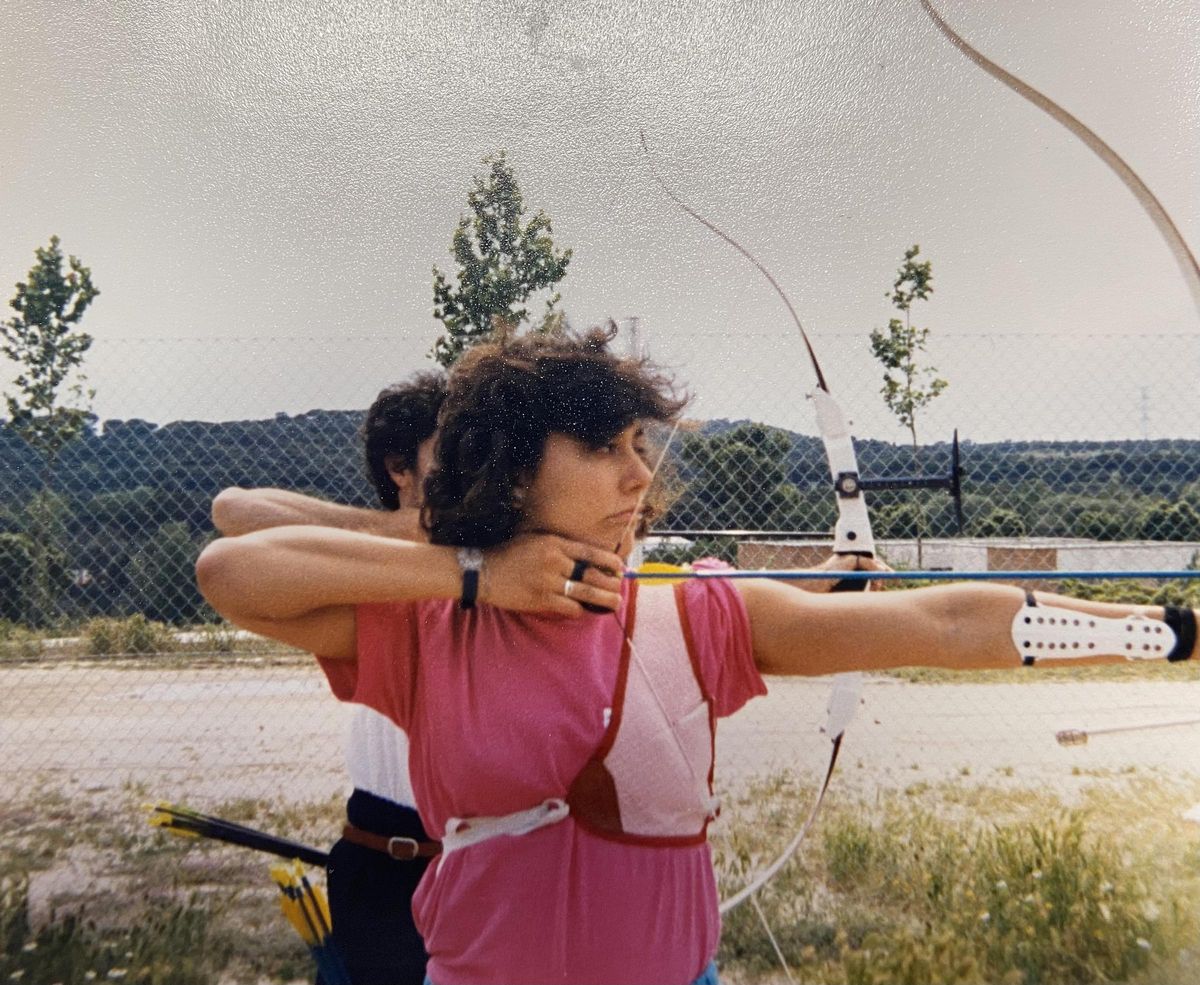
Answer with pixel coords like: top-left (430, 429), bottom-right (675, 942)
top-left (213, 372), bottom-right (446, 985)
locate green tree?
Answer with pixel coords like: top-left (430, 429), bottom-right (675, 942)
top-left (129, 522), bottom-right (206, 624)
top-left (0, 509), bottom-right (67, 625)
top-left (431, 151), bottom-right (572, 367)
top-left (973, 508), bottom-right (1027, 538)
top-left (667, 424), bottom-right (807, 532)
top-left (870, 245), bottom-right (947, 564)
top-left (2, 236), bottom-right (99, 474)
top-left (1072, 509), bottom-right (1127, 541)
top-left (874, 501), bottom-right (922, 539)
top-left (1138, 500), bottom-right (1200, 542)
top-left (0, 532), bottom-right (35, 622)
top-left (2, 238), bottom-right (99, 626)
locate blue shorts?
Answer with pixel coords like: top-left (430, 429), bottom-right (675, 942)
top-left (424, 959), bottom-right (719, 985)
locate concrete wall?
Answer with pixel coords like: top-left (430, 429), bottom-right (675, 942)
top-left (737, 538), bottom-right (1200, 577)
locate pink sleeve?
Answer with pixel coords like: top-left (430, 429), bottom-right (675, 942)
top-left (315, 601), bottom-right (418, 730)
top-left (678, 577), bottom-right (766, 718)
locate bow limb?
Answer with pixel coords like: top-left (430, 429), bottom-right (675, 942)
top-left (718, 672), bottom-right (862, 916)
top-left (638, 131), bottom-right (830, 392)
top-left (918, 0), bottom-right (1200, 321)
top-left (639, 132), bottom-right (869, 918)
top-left (638, 131), bottom-right (878, 578)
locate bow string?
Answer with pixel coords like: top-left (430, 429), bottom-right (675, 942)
top-left (638, 131), bottom-right (872, 920)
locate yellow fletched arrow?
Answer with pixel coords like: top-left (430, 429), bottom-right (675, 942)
top-left (635, 561), bottom-right (690, 585)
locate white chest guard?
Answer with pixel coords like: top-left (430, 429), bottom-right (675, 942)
top-left (566, 582), bottom-right (720, 845)
top-left (442, 582), bottom-right (719, 854)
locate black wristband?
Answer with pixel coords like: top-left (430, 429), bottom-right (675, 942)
top-left (460, 569), bottom-right (479, 610)
top-left (1163, 605), bottom-right (1196, 662)
top-left (457, 547), bottom-right (483, 611)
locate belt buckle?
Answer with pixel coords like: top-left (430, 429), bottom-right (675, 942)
top-left (386, 835), bottom-right (419, 860)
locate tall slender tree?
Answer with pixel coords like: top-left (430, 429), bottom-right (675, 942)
top-left (2, 236), bottom-right (99, 624)
top-left (431, 151), bottom-right (572, 367)
top-left (870, 244), bottom-right (947, 565)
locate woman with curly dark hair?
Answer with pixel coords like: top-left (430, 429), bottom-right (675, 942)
top-left (198, 326), bottom-right (1198, 985)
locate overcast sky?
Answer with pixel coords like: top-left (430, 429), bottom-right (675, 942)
top-left (1, 0), bottom-right (1197, 442)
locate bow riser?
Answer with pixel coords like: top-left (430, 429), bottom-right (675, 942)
top-left (809, 388), bottom-right (876, 559)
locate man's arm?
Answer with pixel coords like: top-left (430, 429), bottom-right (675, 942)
top-left (212, 487), bottom-right (422, 540)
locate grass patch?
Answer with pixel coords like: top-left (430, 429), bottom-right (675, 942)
top-left (1, 789), bottom-right (345, 984)
top-left (7, 776), bottom-right (1200, 983)
top-left (714, 774), bottom-right (1200, 984)
top-left (0, 618), bottom-right (302, 667)
top-left (0, 876), bottom-right (228, 985)
top-left (0, 620), bottom-right (46, 662)
top-left (84, 615), bottom-right (178, 656)
top-left (882, 659), bottom-right (1200, 684)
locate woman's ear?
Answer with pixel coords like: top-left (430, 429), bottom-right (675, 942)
top-left (512, 466), bottom-right (536, 510)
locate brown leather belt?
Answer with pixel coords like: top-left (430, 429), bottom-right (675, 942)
top-left (341, 823), bottom-right (442, 861)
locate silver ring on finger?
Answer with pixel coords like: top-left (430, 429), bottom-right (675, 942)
top-left (563, 579), bottom-right (574, 597)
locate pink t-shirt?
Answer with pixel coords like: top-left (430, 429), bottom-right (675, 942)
top-left (319, 578), bottom-right (765, 985)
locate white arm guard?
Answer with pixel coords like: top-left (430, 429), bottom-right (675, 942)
top-left (1012, 596), bottom-right (1175, 665)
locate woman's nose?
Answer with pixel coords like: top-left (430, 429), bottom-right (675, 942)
top-left (624, 450), bottom-right (653, 491)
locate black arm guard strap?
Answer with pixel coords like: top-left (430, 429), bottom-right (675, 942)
top-left (1164, 606), bottom-right (1196, 662)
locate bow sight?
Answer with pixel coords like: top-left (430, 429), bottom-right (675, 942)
top-left (835, 428), bottom-right (965, 535)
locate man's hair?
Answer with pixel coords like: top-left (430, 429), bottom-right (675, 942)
top-left (362, 371), bottom-right (447, 510)
top-left (423, 324), bottom-right (687, 547)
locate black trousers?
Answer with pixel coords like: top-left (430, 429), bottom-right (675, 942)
top-left (322, 789), bottom-right (432, 985)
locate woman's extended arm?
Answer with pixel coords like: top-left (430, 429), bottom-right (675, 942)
top-left (196, 527), bottom-right (625, 659)
top-left (739, 580), bottom-right (1195, 676)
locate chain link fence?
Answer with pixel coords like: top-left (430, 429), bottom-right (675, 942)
top-left (0, 326), bottom-right (1195, 796)
top-left (3, 327), bottom-right (1200, 821)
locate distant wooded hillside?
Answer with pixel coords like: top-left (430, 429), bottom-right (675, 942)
top-left (2, 411), bottom-right (1198, 625)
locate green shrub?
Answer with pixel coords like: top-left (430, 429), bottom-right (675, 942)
top-left (973, 507), bottom-right (1028, 538)
top-left (1059, 577), bottom-right (1200, 608)
top-left (0, 532), bottom-right (36, 622)
top-left (717, 783), bottom-right (1194, 985)
top-left (190, 621), bottom-right (240, 654)
top-left (0, 876), bottom-right (225, 984)
top-left (0, 619), bottom-right (43, 661)
top-left (84, 614), bottom-right (176, 656)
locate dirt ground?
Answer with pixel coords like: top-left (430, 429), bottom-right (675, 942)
top-left (6, 660), bottom-right (1200, 808)
top-left (6, 661), bottom-right (1200, 983)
